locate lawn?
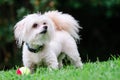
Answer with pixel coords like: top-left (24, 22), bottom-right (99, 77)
top-left (0, 58), bottom-right (120, 80)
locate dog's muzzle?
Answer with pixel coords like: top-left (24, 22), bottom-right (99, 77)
top-left (40, 26), bottom-right (47, 34)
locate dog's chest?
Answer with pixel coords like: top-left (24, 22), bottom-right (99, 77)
top-left (29, 52), bottom-right (45, 64)
top-left (23, 44), bottom-right (46, 64)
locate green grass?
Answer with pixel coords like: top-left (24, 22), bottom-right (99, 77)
top-left (0, 58), bottom-right (120, 80)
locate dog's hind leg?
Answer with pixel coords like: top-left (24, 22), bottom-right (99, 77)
top-left (63, 40), bottom-right (83, 68)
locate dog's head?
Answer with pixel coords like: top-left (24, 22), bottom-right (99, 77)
top-left (14, 11), bottom-right (81, 47)
top-left (14, 13), bottom-right (55, 47)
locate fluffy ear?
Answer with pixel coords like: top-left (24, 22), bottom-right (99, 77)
top-left (44, 11), bottom-right (82, 40)
top-left (14, 19), bottom-right (26, 47)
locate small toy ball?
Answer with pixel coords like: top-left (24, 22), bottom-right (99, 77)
top-left (16, 67), bottom-right (30, 75)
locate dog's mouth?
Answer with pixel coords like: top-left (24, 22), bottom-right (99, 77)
top-left (40, 29), bottom-right (47, 34)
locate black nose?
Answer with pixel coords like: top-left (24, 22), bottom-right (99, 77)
top-left (44, 26), bottom-right (47, 30)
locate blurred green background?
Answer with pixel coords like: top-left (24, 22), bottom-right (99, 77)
top-left (0, 0), bottom-right (120, 70)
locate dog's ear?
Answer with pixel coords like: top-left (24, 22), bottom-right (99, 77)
top-left (44, 11), bottom-right (82, 40)
top-left (14, 19), bottom-right (26, 47)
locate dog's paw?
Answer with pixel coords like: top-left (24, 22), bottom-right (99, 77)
top-left (47, 63), bottom-right (59, 71)
top-left (75, 62), bottom-right (83, 69)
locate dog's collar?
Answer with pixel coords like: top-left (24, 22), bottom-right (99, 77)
top-left (26, 43), bottom-right (44, 53)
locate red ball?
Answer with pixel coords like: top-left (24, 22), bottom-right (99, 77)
top-left (16, 67), bottom-right (30, 75)
top-left (16, 69), bottom-right (22, 75)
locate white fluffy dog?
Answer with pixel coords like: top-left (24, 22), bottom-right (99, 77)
top-left (14, 11), bottom-right (83, 72)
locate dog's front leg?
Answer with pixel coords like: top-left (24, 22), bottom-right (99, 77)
top-left (44, 52), bottom-right (59, 70)
top-left (22, 57), bottom-right (35, 73)
top-left (24, 62), bottom-right (35, 73)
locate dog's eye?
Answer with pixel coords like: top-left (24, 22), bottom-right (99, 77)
top-left (32, 23), bottom-right (38, 28)
top-left (43, 22), bottom-right (46, 25)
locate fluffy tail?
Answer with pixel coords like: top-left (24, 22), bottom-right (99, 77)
top-left (44, 11), bottom-right (82, 40)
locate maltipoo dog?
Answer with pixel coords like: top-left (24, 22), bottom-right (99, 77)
top-left (14, 11), bottom-right (83, 72)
